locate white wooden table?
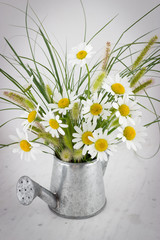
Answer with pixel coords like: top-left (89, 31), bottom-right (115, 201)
top-left (0, 139), bottom-right (160, 240)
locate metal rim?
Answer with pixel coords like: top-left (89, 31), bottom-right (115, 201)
top-left (53, 155), bottom-right (98, 166)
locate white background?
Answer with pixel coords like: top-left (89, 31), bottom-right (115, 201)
top-left (0, 1), bottom-right (160, 240)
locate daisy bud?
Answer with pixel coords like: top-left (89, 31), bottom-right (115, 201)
top-left (132, 35), bottom-right (158, 70)
top-left (133, 79), bottom-right (152, 93)
top-left (130, 68), bottom-right (146, 88)
top-left (71, 102), bottom-right (79, 120)
top-left (60, 148), bottom-right (72, 162)
top-left (92, 71), bottom-right (106, 92)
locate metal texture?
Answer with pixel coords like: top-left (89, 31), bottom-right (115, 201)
top-left (16, 155), bottom-right (109, 219)
top-left (49, 156), bottom-right (108, 218)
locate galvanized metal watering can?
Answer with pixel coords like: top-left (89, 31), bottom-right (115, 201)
top-left (16, 155), bottom-right (108, 219)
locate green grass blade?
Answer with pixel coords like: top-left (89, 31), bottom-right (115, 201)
top-left (39, 28), bottom-right (62, 94)
top-left (25, 3), bottom-right (47, 93)
top-left (0, 117), bottom-right (25, 128)
top-left (0, 68), bottom-right (25, 92)
top-left (19, 55), bottom-right (57, 82)
top-left (111, 4), bottom-right (160, 54)
top-left (80, 0), bottom-right (87, 42)
top-left (87, 14), bottom-right (118, 44)
top-left (0, 54), bottom-right (38, 103)
top-left (4, 38), bottom-right (30, 75)
top-left (0, 108), bottom-right (23, 111)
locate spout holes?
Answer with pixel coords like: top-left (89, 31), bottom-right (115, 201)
top-left (19, 189), bottom-right (21, 192)
top-left (21, 181), bottom-right (23, 184)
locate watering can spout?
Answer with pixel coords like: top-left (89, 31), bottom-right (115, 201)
top-left (16, 176), bottom-right (57, 209)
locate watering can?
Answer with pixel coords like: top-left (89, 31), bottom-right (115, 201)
top-left (16, 155), bottom-right (108, 219)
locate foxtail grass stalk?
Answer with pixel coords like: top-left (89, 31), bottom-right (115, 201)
top-left (92, 71), bottom-right (106, 92)
top-left (3, 91), bottom-right (35, 110)
top-left (133, 79), bottom-right (152, 93)
top-left (132, 35), bottom-right (158, 70)
top-left (73, 149), bottom-right (83, 162)
top-left (60, 148), bottom-right (73, 162)
top-left (102, 42), bottom-right (111, 71)
top-left (130, 68), bottom-right (146, 87)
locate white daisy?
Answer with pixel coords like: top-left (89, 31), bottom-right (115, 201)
top-left (49, 89), bottom-right (78, 115)
top-left (41, 110), bottom-right (68, 138)
top-left (87, 128), bottom-right (116, 160)
top-left (21, 104), bottom-right (40, 131)
top-left (9, 128), bottom-right (41, 161)
top-left (72, 121), bottom-right (96, 155)
top-left (68, 42), bottom-right (94, 67)
top-left (82, 92), bottom-right (111, 125)
top-left (102, 73), bottom-right (133, 99)
top-left (117, 120), bottom-right (147, 151)
top-left (112, 96), bottom-right (142, 126)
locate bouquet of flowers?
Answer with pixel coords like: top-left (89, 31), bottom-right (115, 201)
top-left (0, 3), bottom-right (160, 163)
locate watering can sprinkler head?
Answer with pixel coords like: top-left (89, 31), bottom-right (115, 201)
top-left (16, 176), bottom-right (57, 209)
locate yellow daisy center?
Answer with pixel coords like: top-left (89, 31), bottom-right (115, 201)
top-left (20, 140), bottom-right (32, 152)
top-left (49, 119), bottom-right (59, 129)
top-left (111, 83), bottom-right (125, 94)
top-left (95, 139), bottom-right (108, 152)
top-left (58, 98), bottom-right (70, 108)
top-left (76, 50), bottom-right (87, 60)
top-left (119, 104), bottom-right (130, 116)
top-left (90, 103), bottom-right (103, 115)
top-left (27, 110), bottom-right (37, 123)
top-left (82, 131), bottom-right (93, 145)
top-left (123, 126), bottom-right (136, 140)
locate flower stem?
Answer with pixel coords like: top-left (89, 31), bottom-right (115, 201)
top-left (85, 64), bottom-right (90, 98)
